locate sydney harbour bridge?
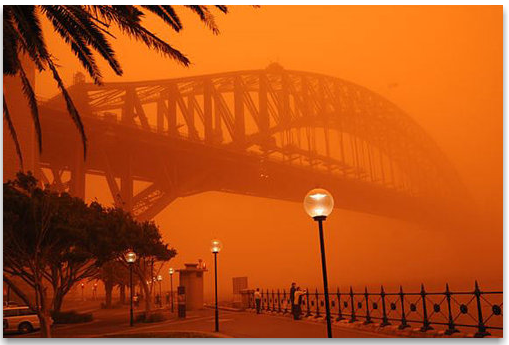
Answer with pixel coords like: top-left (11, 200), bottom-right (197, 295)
top-left (33, 64), bottom-right (470, 227)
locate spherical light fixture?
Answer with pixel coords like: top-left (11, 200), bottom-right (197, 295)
top-left (169, 267), bottom-right (174, 275)
top-left (303, 188), bottom-right (334, 219)
top-left (157, 275), bottom-right (163, 282)
top-left (211, 239), bottom-right (222, 253)
top-left (125, 250), bottom-right (137, 263)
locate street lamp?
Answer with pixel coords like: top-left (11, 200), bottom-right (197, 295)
top-left (169, 268), bottom-right (174, 312)
top-left (125, 250), bottom-right (137, 327)
top-left (211, 239), bottom-right (222, 332)
top-left (80, 283), bottom-right (85, 301)
top-left (93, 283), bottom-right (98, 301)
top-left (157, 275), bottom-right (163, 307)
top-left (304, 188), bottom-right (334, 338)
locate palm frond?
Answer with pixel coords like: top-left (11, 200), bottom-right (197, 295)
top-left (8, 6), bottom-right (49, 71)
top-left (18, 64), bottom-right (42, 153)
top-left (140, 6), bottom-right (182, 32)
top-left (215, 6), bottom-right (228, 14)
top-left (3, 94), bottom-right (24, 169)
top-left (3, 9), bottom-right (21, 75)
top-left (41, 5), bottom-right (122, 83)
top-left (185, 5), bottom-right (220, 35)
top-left (92, 6), bottom-right (189, 66)
top-left (46, 59), bottom-right (87, 159)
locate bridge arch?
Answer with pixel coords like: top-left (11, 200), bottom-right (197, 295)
top-left (40, 65), bottom-right (469, 226)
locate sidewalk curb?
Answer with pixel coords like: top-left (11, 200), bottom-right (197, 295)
top-left (243, 308), bottom-right (475, 338)
top-left (203, 304), bottom-right (243, 312)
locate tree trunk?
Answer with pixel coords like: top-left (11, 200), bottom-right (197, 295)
top-left (104, 280), bottom-right (113, 308)
top-left (119, 285), bottom-right (126, 304)
top-left (52, 290), bottom-right (64, 312)
top-left (141, 281), bottom-right (152, 313)
top-left (39, 310), bottom-right (52, 338)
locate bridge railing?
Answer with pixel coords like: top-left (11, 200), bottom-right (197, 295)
top-left (242, 281), bottom-right (502, 337)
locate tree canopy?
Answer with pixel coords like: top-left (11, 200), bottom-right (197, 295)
top-left (3, 172), bottom-right (176, 336)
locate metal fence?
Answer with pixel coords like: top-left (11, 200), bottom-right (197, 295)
top-left (245, 281), bottom-right (502, 337)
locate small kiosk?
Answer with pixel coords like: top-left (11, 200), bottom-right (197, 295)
top-left (177, 261), bottom-right (207, 311)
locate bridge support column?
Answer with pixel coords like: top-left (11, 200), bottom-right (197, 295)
top-left (203, 80), bottom-right (213, 144)
top-left (234, 76), bottom-right (245, 146)
top-left (120, 153), bottom-right (133, 211)
top-left (70, 141), bottom-right (86, 199)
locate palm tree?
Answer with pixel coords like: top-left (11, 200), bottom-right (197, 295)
top-left (3, 5), bottom-right (229, 167)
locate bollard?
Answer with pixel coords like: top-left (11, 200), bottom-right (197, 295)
top-left (305, 288), bottom-right (312, 317)
top-left (380, 285), bottom-right (391, 327)
top-left (336, 288), bottom-right (344, 321)
top-left (444, 283), bottom-right (459, 335)
top-left (398, 285), bottom-right (410, 329)
top-left (419, 284), bottom-right (433, 332)
top-left (474, 281), bottom-right (490, 337)
top-left (364, 287), bottom-right (372, 324)
top-left (349, 286), bottom-right (357, 323)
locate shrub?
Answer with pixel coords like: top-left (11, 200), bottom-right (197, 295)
top-left (51, 310), bottom-right (93, 324)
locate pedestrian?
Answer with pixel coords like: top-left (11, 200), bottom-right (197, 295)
top-left (254, 288), bottom-right (262, 314)
top-left (289, 282), bottom-right (296, 317)
top-left (293, 287), bottom-right (307, 320)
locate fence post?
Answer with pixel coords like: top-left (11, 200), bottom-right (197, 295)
top-left (349, 286), bottom-right (357, 323)
top-left (315, 288), bottom-right (321, 318)
top-left (364, 287), bottom-right (372, 324)
top-left (419, 284), bottom-right (433, 332)
top-left (444, 283), bottom-right (459, 335)
top-left (398, 285), bottom-right (410, 329)
top-left (266, 289), bottom-right (270, 311)
top-left (261, 290), bottom-right (264, 311)
top-left (474, 281), bottom-right (491, 337)
top-left (272, 289), bottom-right (275, 312)
top-left (277, 289), bottom-right (281, 313)
top-left (336, 288), bottom-right (344, 321)
top-left (380, 285), bottom-right (391, 327)
top-left (283, 290), bottom-right (287, 314)
top-left (305, 288), bottom-right (311, 317)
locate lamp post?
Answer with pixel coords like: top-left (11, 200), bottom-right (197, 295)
top-left (125, 250), bottom-right (137, 327)
top-left (157, 275), bottom-right (163, 307)
top-left (93, 283), bottom-right (97, 301)
top-left (169, 268), bottom-right (174, 312)
top-left (80, 283), bottom-right (85, 301)
top-left (304, 188), bottom-right (334, 338)
top-left (152, 276), bottom-right (157, 305)
top-left (211, 239), bottom-right (222, 332)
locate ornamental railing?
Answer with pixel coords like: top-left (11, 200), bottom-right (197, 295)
top-left (243, 281), bottom-right (502, 337)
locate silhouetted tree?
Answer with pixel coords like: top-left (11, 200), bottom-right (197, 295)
top-left (3, 5), bottom-right (228, 166)
top-left (4, 172), bottom-right (61, 337)
top-left (4, 172), bottom-right (177, 336)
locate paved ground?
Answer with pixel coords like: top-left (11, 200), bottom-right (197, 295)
top-left (6, 306), bottom-right (392, 338)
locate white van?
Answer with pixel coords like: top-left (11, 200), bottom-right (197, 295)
top-left (3, 306), bottom-right (41, 334)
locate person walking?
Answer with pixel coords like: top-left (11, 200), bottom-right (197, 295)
top-left (293, 287), bottom-right (307, 320)
top-left (254, 288), bottom-right (262, 314)
top-left (289, 282), bottom-right (296, 317)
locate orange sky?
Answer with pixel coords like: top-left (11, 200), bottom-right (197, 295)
top-left (31, 5), bottom-right (502, 300)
